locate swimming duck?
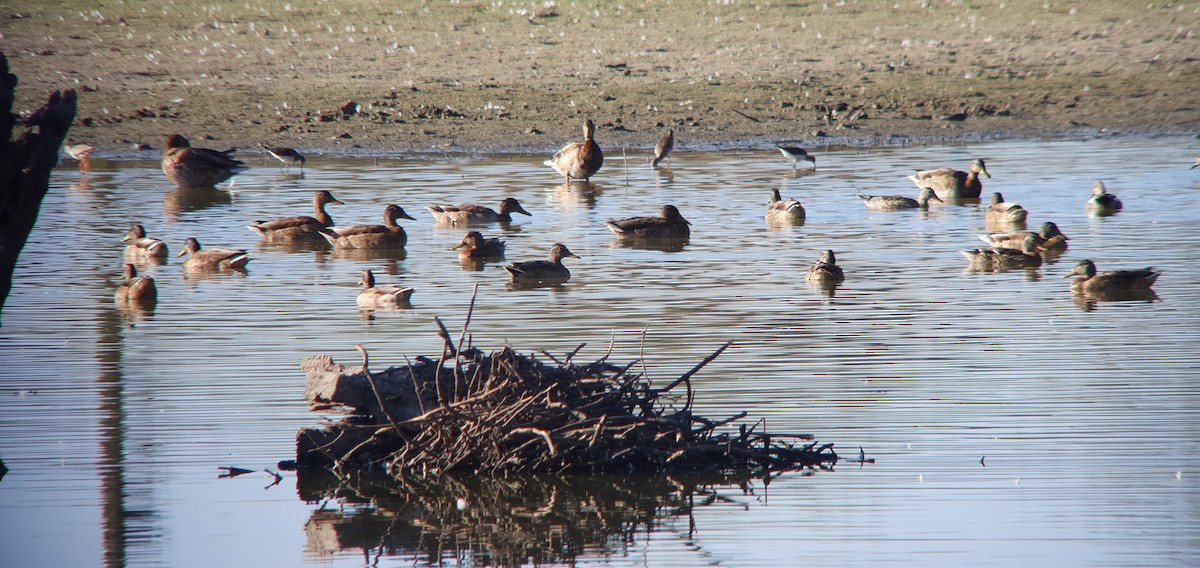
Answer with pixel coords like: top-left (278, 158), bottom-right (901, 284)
top-left (64, 143), bottom-right (94, 172)
top-left (121, 223), bottom-right (169, 259)
top-left (1063, 260), bottom-right (1160, 294)
top-left (606, 205), bottom-right (691, 238)
top-left (356, 269), bottom-right (414, 306)
top-left (260, 143), bottom-right (306, 171)
top-left (777, 146), bottom-right (817, 169)
top-left (985, 192), bottom-right (1028, 225)
top-left (651, 130), bottom-right (674, 169)
top-left (115, 263), bottom-right (157, 304)
top-left (321, 204), bottom-right (416, 249)
top-left (805, 249), bottom-right (845, 285)
top-left (504, 243), bottom-right (580, 281)
top-left (451, 231), bottom-right (506, 259)
top-left (1085, 181), bottom-right (1123, 216)
top-left (178, 237), bottom-right (251, 270)
top-left (960, 235), bottom-right (1042, 271)
top-left (247, 190), bottom-right (343, 240)
top-left (857, 187), bottom-right (943, 210)
top-left (979, 221), bottom-right (1069, 251)
top-left (765, 189), bottom-right (806, 224)
top-left (426, 197), bottom-right (531, 226)
top-left (548, 118), bottom-right (603, 183)
top-left (161, 134), bottom-right (246, 187)
top-left (908, 158), bottom-right (989, 200)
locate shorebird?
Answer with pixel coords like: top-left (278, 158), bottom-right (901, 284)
top-left (777, 146), bottom-right (816, 169)
top-left (260, 143), bottom-right (306, 172)
top-left (64, 143), bottom-right (94, 172)
top-left (651, 129), bottom-right (674, 169)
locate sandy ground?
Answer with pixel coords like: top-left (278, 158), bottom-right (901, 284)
top-left (3, 1), bottom-right (1198, 158)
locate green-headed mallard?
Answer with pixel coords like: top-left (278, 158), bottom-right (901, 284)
top-left (979, 221), bottom-right (1069, 251)
top-left (805, 249), bottom-right (845, 284)
top-left (548, 118), bottom-right (603, 183)
top-left (356, 269), bottom-right (414, 306)
top-left (248, 190), bottom-right (342, 240)
top-left (1063, 260), bottom-right (1160, 294)
top-left (426, 197), bottom-right (531, 226)
top-left (260, 143), bottom-right (305, 172)
top-left (451, 231), bottom-right (506, 259)
top-left (961, 235), bottom-right (1042, 271)
top-left (1085, 181), bottom-right (1123, 216)
top-left (606, 205), bottom-right (691, 238)
top-left (178, 237), bottom-right (250, 270)
top-left (857, 187), bottom-right (943, 210)
top-left (122, 223), bottom-right (169, 259)
top-left (651, 130), bottom-right (674, 169)
top-left (777, 146), bottom-right (816, 169)
top-left (115, 263), bottom-right (157, 304)
top-left (321, 204), bottom-right (416, 249)
top-left (985, 192), bottom-right (1028, 225)
top-left (908, 158), bottom-right (989, 200)
top-left (765, 189), bottom-right (806, 225)
top-left (504, 243), bottom-right (579, 281)
top-left (161, 134), bottom-right (245, 188)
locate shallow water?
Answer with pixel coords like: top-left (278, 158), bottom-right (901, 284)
top-left (1, 137), bottom-right (1199, 567)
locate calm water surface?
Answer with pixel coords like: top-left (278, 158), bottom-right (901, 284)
top-left (1, 137), bottom-right (1199, 567)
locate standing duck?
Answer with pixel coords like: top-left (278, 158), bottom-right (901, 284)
top-left (765, 189), bottom-right (806, 225)
top-left (504, 243), bottom-right (580, 281)
top-left (985, 192), bottom-right (1028, 226)
top-left (777, 146), bottom-right (817, 169)
top-left (115, 263), bottom-right (157, 304)
top-left (451, 231), bottom-right (506, 260)
top-left (1085, 181), bottom-right (1123, 216)
top-left (805, 250), bottom-right (845, 285)
top-left (908, 158), bottom-right (989, 200)
top-left (161, 134), bottom-right (246, 187)
top-left (961, 235), bottom-right (1042, 271)
top-left (548, 118), bottom-right (603, 183)
top-left (356, 269), bottom-right (414, 307)
top-left (1063, 260), bottom-right (1160, 294)
top-left (321, 204), bottom-right (416, 249)
top-left (260, 143), bottom-right (306, 172)
top-left (121, 223), bottom-right (169, 259)
top-left (980, 221), bottom-right (1069, 251)
top-left (606, 205), bottom-right (691, 239)
top-left (247, 190), bottom-right (343, 241)
top-left (651, 130), bottom-right (675, 169)
top-left (178, 237), bottom-right (250, 270)
top-left (857, 187), bottom-right (943, 211)
top-left (426, 197), bottom-right (531, 226)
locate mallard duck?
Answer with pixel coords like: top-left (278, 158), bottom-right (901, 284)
top-left (805, 249), bottom-right (845, 284)
top-left (979, 221), bottom-right (1069, 251)
top-left (260, 143), bottom-right (305, 171)
top-left (548, 118), bottom-right (603, 183)
top-left (121, 223), bottom-right (169, 259)
top-left (161, 134), bottom-right (246, 187)
top-left (115, 263), bottom-right (157, 304)
top-left (961, 235), bottom-right (1042, 271)
top-left (64, 143), bottom-right (94, 172)
top-left (1085, 181), bottom-right (1123, 216)
top-left (1063, 260), bottom-right (1160, 294)
top-left (857, 187), bottom-right (943, 210)
top-left (985, 192), bottom-right (1028, 225)
top-left (651, 130), bottom-right (674, 169)
top-left (247, 190), bottom-right (342, 240)
top-left (1192, 154), bottom-right (1199, 169)
top-left (321, 204), bottom-right (416, 249)
top-left (504, 243), bottom-right (579, 281)
top-left (606, 205), bottom-right (691, 238)
top-left (426, 197), bottom-right (531, 226)
top-left (765, 189), bottom-right (806, 224)
top-left (777, 146), bottom-right (816, 169)
top-left (356, 269), bottom-right (414, 306)
top-left (451, 231), bottom-right (506, 259)
top-left (908, 158), bottom-right (989, 200)
top-left (178, 237), bottom-right (250, 270)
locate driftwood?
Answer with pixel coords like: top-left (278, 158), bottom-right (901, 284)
top-left (0, 52), bottom-right (78, 312)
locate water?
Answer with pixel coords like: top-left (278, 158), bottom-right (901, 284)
top-left (1, 137), bottom-right (1199, 567)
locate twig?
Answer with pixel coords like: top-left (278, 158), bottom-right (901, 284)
top-left (658, 341), bottom-right (733, 393)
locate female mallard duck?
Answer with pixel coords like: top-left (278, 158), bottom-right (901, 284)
top-left (979, 221), bottom-right (1069, 251)
top-left (178, 237), bottom-right (250, 270)
top-left (504, 243), bottom-right (580, 281)
top-left (161, 134), bottom-right (246, 187)
top-left (1085, 181), bottom-right (1123, 216)
top-left (356, 269), bottom-right (414, 306)
top-left (777, 146), bottom-right (817, 169)
top-left (321, 204), bottom-right (417, 249)
top-left (765, 189), bottom-right (806, 224)
top-left (548, 118), bottom-right (603, 183)
top-left (651, 130), bottom-right (674, 169)
top-left (805, 249), bottom-right (845, 285)
top-left (961, 235), bottom-right (1042, 271)
top-left (426, 197), bottom-right (531, 226)
top-left (857, 187), bottom-right (943, 210)
top-left (1063, 260), bottom-right (1160, 294)
top-left (606, 205), bottom-right (691, 238)
top-left (985, 192), bottom-right (1028, 225)
top-left (121, 223), bottom-right (169, 259)
top-left (260, 143), bottom-right (305, 172)
top-left (451, 231), bottom-right (506, 259)
top-left (115, 263), bottom-right (157, 304)
top-left (908, 158), bottom-right (989, 200)
top-left (247, 190), bottom-right (343, 240)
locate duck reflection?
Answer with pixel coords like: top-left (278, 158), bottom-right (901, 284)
top-left (163, 186), bottom-right (232, 217)
top-left (1072, 288), bottom-right (1160, 312)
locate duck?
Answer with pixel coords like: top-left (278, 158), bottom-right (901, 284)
top-left (979, 221), bottom-right (1069, 251)
top-left (356, 269), bottom-right (414, 306)
top-left (857, 187), bottom-right (943, 210)
top-left (651, 130), bottom-right (674, 169)
top-left (805, 249), bottom-right (845, 285)
top-left (1085, 181), bottom-right (1123, 216)
top-left (777, 146), bottom-right (817, 169)
top-left (908, 158), bottom-right (989, 200)
top-left (247, 190), bottom-right (343, 240)
top-left (115, 263), bottom-right (157, 304)
top-left (426, 197), bottom-right (531, 226)
top-left (1063, 260), bottom-right (1160, 294)
top-left (765, 189), bottom-right (806, 224)
top-left (161, 134), bottom-right (246, 187)
top-left (504, 243), bottom-right (580, 281)
top-left (547, 118), bottom-right (603, 183)
top-left (606, 205), bottom-right (691, 238)
top-left (178, 237), bottom-right (250, 270)
top-left (1192, 154), bottom-right (1199, 169)
top-left (260, 143), bottom-right (305, 171)
top-left (985, 192), bottom-right (1028, 225)
top-left (451, 231), bottom-right (506, 259)
top-left (64, 143), bottom-right (94, 172)
top-left (121, 223), bottom-right (169, 259)
top-left (960, 235), bottom-right (1042, 271)
top-left (321, 204), bottom-right (416, 249)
